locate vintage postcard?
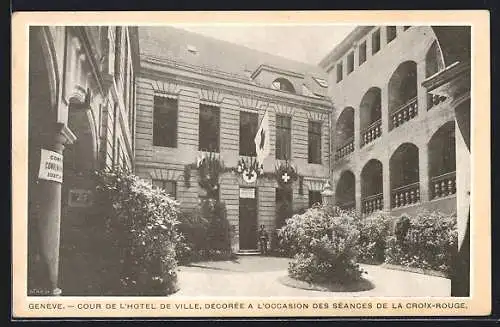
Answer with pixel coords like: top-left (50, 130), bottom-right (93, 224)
top-left (11, 10), bottom-right (490, 318)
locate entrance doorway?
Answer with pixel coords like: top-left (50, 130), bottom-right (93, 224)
top-left (239, 187), bottom-right (258, 250)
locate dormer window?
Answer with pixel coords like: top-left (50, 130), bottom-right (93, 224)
top-left (271, 78), bottom-right (295, 93)
top-left (187, 44), bottom-right (198, 54)
top-left (313, 77), bottom-right (328, 88)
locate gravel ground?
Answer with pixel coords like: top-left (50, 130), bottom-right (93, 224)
top-left (171, 256), bottom-right (451, 297)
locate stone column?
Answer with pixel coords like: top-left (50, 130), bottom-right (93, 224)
top-left (36, 123), bottom-right (74, 296)
top-left (382, 153), bottom-right (392, 211)
top-left (355, 170), bottom-right (362, 214)
top-left (381, 83), bottom-right (390, 134)
top-left (416, 59), bottom-right (428, 119)
top-left (417, 140), bottom-right (430, 203)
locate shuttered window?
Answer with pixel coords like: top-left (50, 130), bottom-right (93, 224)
top-left (275, 115), bottom-right (291, 160)
top-left (199, 104), bottom-right (220, 152)
top-left (153, 96), bottom-right (178, 147)
top-left (239, 111), bottom-right (259, 156)
top-left (308, 121), bottom-right (322, 164)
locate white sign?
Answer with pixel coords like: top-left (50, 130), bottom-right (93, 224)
top-left (239, 187), bottom-right (256, 199)
top-left (38, 149), bottom-right (63, 183)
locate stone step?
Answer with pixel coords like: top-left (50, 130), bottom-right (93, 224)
top-left (236, 249), bottom-right (261, 256)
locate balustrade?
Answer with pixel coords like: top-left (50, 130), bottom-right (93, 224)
top-left (360, 119), bottom-right (382, 147)
top-left (391, 182), bottom-right (420, 208)
top-left (335, 137), bottom-right (354, 160)
top-left (430, 171), bottom-right (456, 199)
top-left (361, 193), bottom-right (383, 215)
top-left (391, 97), bottom-right (418, 129)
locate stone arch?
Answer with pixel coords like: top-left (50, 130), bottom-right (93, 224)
top-left (359, 87), bottom-right (382, 147)
top-left (335, 107), bottom-right (355, 160)
top-left (335, 170), bottom-right (355, 210)
top-left (272, 77), bottom-right (296, 93)
top-left (388, 61), bottom-right (418, 130)
top-left (428, 121), bottom-right (456, 199)
top-left (360, 159), bottom-right (383, 215)
top-left (389, 142), bottom-right (420, 208)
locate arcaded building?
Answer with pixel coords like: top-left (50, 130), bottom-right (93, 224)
top-left (319, 26), bottom-right (470, 220)
top-left (27, 26), bottom-right (138, 295)
top-left (134, 26), bottom-right (333, 252)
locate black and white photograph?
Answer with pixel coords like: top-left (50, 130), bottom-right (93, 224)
top-left (12, 11), bottom-right (490, 318)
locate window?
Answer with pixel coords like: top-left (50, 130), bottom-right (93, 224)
top-left (309, 190), bottom-right (322, 207)
top-left (387, 26), bottom-right (397, 43)
top-left (275, 115), bottom-right (291, 160)
top-left (372, 29), bottom-right (381, 54)
top-left (199, 104), bottom-right (220, 152)
top-left (347, 52), bottom-right (354, 74)
top-left (271, 78), bottom-right (295, 93)
top-left (308, 121), bottom-right (322, 164)
top-left (153, 96), bottom-right (178, 147)
top-left (359, 41), bottom-right (367, 65)
top-left (336, 62), bottom-right (343, 83)
top-left (152, 180), bottom-right (177, 199)
top-left (239, 111), bottom-right (259, 156)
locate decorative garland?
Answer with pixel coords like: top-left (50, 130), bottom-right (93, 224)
top-left (236, 157), bottom-right (264, 184)
top-left (196, 152), bottom-right (224, 198)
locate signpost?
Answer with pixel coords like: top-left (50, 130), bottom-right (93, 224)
top-left (38, 149), bottom-right (63, 183)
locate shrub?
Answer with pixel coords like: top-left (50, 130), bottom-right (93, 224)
top-left (94, 168), bottom-right (181, 295)
top-left (385, 211), bottom-right (458, 275)
top-left (279, 205), bottom-right (364, 284)
top-left (176, 198), bottom-right (234, 264)
top-left (357, 212), bottom-right (393, 264)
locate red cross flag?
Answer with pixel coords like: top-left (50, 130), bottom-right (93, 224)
top-left (254, 110), bottom-right (270, 166)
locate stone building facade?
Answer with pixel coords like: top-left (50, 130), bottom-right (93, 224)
top-left (319, 26), bottom-right (470, 220)
top-left (27, 26), bottom-right (138, 295)
top-left (134, 27), bottom-right (333, 252)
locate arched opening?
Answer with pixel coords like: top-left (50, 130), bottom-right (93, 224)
top-left (388, 61), bottom-right (418, 129)
top-left (335, 170), bottom-right (355, 210)
top-left (390, 143), bottom-right (420, 208)
top-left (426, 41), bottom-right (447, 109)
top-left (359, 87), bottom-right (382, 147)
top-left (28, 28), bottom-right (59, 294)
top-left (335, 107), bottom-right (355, 160)
top-left (428, 121), bottom-right (456, 199)
top-left (361, 159), bottom-right (383, 215)
top-left (271, 78), bottom-right (296, 93)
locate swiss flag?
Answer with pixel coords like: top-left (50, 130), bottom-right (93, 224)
top-left (254, 110), bottom-right (270, 166)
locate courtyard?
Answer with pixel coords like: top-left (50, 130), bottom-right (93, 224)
top-left (171, 256), bottom-right (451, 297)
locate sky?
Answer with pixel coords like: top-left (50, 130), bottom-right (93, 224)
top-left (176, 25), bottom-right (356, 65)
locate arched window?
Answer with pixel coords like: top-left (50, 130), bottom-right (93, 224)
top-left (335, 170), bottom-right (355, 210)
top-left (361, 159), bottom-right (383, 215)
top-left (428, 121), bottom-right (456, 199)
top-left (390, 143), bottom-right (420, 208)
top-left (426, 41), bottom-right (447, 110)
top-left (271, 78), bottom-right (296, 93)
top-left (359, 87), bottom-right (382, 147)
top-left (335, 107), bottom-right (355, 160)
top-left (388, 61), bottom-right (418, 130)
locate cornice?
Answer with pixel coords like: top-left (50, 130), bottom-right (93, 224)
top-left (140, 60), bottom-right (333, 113)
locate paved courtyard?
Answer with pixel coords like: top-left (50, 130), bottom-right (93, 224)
top-left (171, 256), bottom-right (451, 297)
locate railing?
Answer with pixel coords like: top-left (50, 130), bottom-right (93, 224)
top-left (337, 200), bottom-right (355, 211)
top-left (391, 182), bottom-right (420, 208)
top-left (390, 96), bottom-right (418, 129)
top-left (335, 137), bottom-right (354, 160)
top-left (360, 119), bottom-right (382, 147)
top-left (430, 171), bottom-right (456, 199)
top-left (361, 193), bottom-right (383, 215)
top-left (427, 93), bottom-right (447, 110)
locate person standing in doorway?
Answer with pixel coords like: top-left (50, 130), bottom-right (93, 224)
top-left (258, 225), bottom-right (269, 255)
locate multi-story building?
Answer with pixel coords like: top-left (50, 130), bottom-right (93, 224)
top-left (27, 26), bottom-right (138, 295)
top-left (134, 26), bottom-right (333, 253)
top-left (319, 26), bottom-right (470, 219)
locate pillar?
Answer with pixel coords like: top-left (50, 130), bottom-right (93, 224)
top-left (416, 58), bottom-right (429, 118)
top-left (35, 123), bottom-right (74, 296)
top-left (417, 140), bottom-right (430, 203)
top-left (355, 170), bottom-right (362, 214)
top-left (381, 83), bottom-right (390, 134)
top-left (382, 154), bottom-right (391, 211)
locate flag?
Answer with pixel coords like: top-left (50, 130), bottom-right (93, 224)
top-left (254, 110), bottom-right (270, 165)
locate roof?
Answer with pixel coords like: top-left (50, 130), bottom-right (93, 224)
top-left (138, 26), bottom-right (328, 81)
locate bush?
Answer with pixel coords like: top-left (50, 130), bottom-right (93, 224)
top-left (279, 205), bottom-right (364, 284)
top-left (94, 168), bottom-right (181, 295)
top-left (385, 211), bottom-right (458, 275)
top-left (357, 212), bottom-right (393, 264)
top-left (176, 198), bottom-right (234, 264)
